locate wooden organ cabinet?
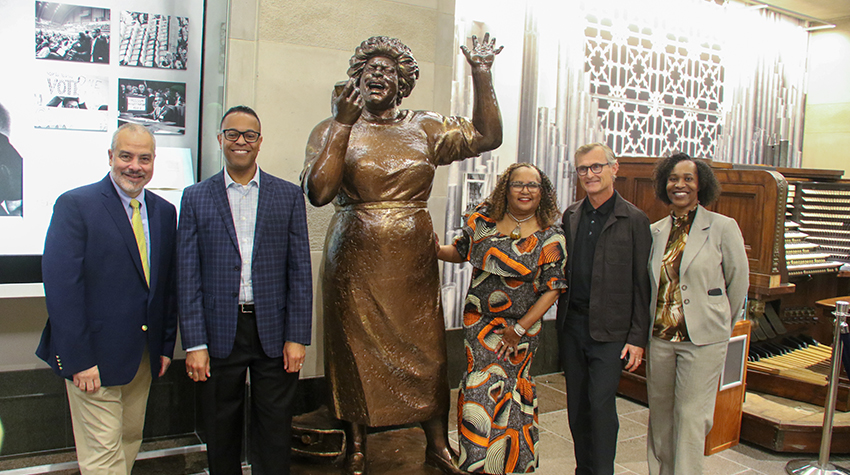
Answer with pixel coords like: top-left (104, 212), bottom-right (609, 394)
top-left (610, 157), bottom-right (850, 453)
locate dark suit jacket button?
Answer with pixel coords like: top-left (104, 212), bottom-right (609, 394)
top-left (234, 266), bottom-right (240, 271)
top-left (683, 299), bottom-right (690, 305)
top-left (232, 292), bottom-right (238, 297)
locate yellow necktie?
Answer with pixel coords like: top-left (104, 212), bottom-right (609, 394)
top-left (130, 199), bottom-right (150, 285)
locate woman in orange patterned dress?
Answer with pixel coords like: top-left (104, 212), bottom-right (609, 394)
top-left (437, 163), bottom-right (567, 473)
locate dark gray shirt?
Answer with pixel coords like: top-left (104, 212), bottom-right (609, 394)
top-left (569, 191), bottom-right (617, 312)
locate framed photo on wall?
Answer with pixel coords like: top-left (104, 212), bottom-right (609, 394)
top-left (0, 0), bottom-right (203, 255)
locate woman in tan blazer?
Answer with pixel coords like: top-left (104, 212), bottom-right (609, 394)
top-left (645, 154), bottom-right (749, 475)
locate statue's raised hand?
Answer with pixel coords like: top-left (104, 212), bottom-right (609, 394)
top-left (460, 32), bottom-right (503, 72)
top-left (333, 78), bottom-right (363, 126)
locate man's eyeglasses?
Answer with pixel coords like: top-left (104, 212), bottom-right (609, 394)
top-left (509, 181), bottom-right (541, 192)
top-left (221, 129), bottom-right (261, 143)
top-left (576, 163), bottom-right (610, 176)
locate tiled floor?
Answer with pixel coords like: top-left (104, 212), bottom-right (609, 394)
top-left (458, 373), bottom-right (850, 475)
top-left (7, 372), bottom-right (850, 474)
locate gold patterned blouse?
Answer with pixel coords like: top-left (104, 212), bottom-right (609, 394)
top-left (653, 207), bottom-right (698, 341)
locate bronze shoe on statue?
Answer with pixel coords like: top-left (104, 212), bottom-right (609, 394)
top-left (344, 451), bottom-right (366, 475)
top-left (424, 447), bottom-right (468, 475)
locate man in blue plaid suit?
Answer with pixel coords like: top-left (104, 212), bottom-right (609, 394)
top-left (177, 105), bottom-right (312, 475)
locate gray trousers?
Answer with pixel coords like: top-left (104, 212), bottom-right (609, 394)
top-left (646, 336), bottom-right (727, 475)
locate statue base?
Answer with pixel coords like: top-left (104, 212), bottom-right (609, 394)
top-left (292, 426), bottom-right (447, 474)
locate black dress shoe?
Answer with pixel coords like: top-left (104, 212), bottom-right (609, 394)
top-left (344, 451), bottom-right (366, 475)
top-left (424, 447), bottom-right (468, 475)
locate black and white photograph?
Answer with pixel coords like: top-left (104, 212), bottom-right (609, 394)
top-left (118, 11), bottom-right (188, 70)
top-left (34, 71), bottom-right (108, 131)
top-left (35, 2), bottom-right (110, 64)
top-left (118, 78), bottom-right (185, 135)
top-left (0, 102), bottom-right (23, 217)
top-left (461, 172), bottom-right (487, 216)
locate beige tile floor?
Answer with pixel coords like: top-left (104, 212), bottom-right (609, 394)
top-left (445, 373), bottom-right (850, 475)
top-left (9, 372), bottom-right (850, 474)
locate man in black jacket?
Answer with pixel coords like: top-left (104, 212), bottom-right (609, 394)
top-left (557, 143), bottom-right (651, 475)
top-left (91, 29), bottom-right (109, 63)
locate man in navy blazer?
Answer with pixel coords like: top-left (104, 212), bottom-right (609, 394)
top-left (178, 106), bottom-right (312, 475)
top-left (37, 123), bottom-right (177, 475)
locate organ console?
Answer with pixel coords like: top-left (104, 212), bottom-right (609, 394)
top-left (609, 156), bottom-right (850, 452)
top-left (743, 169), bottom-right (850, 445)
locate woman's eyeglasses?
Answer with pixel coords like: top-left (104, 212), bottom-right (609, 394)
top-left (509, 181), bottom-right (541, 192)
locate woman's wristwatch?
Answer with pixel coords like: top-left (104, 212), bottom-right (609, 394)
top-left (513, 323), bottom-right (527, 337)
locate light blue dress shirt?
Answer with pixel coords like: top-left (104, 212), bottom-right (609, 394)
top-left (224, 166), bottom-right (260, 305)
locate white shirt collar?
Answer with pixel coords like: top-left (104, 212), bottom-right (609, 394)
top-left (223, 166), bottom-right (260, 189)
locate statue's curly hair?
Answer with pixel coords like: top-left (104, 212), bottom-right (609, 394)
top-left (485, 163), bottom-right (560, 228)
top-left (347, 36), bottom-right (419, 106)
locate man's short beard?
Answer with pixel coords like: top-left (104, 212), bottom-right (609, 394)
top-left (112, 170), bottom-right (146, 196)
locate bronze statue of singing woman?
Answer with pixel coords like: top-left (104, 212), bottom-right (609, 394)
top-left (302, 34), bottom-right (503, 475)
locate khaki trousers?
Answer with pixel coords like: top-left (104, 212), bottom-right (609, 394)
top-left (66, 353), bottom-right (152, 475)
top-left (646, 337), bottom-right (727, 475)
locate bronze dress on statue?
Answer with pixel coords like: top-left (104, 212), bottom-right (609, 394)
top-left (307, 110), bottom-right (480, 426)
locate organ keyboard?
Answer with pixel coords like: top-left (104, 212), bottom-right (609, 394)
top-left (788, 182), bottom-right (850, 270)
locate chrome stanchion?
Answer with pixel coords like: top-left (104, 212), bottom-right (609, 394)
top-left (786, 301), bottom-right (850, 475)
